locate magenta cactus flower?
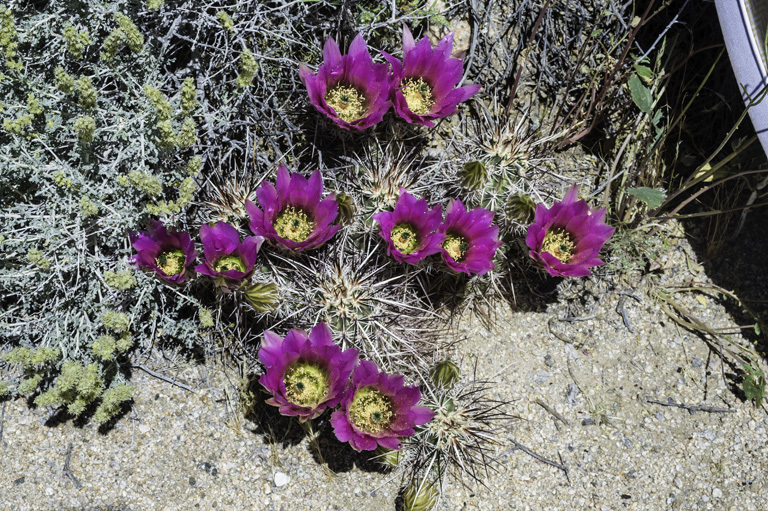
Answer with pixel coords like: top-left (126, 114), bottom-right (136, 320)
top-left (382, 25), bottom-right (481, 127)
top-left (526, 185), bottom-right (615, 277)
top-left (330, 360), bottom-right (434, 452)
top-left (299, 34), bottom-right (393, 130)
top-left (438, 199), bottom-right (502, 275)
top-left (194, 221), bottom-right (263, 288)
top-left (130, 220), bottom-right (196, 283)
top-left (245, 165), bottom-right (340, 252)
top-left (372, 189), bottom-right (444, 265)
top-left (258, 323), bottom-right (359, 422)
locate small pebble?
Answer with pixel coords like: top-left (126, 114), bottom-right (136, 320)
top-left (544, 354), bottom-right (554, 367)
top-left (198, 461), bottom-right (218, 477)
top-left (565, 384), bottom-right (579, 406)
top-left (582, 418), bottom-right (596, 426)
top-left (274, 472), bottom-right (290, 487)
top-left (534, 370), bottom-right (551, 385)
top-left (691, 358), bottom-right (703, 367)
top-left (712, 488), bottom-right (722, 498)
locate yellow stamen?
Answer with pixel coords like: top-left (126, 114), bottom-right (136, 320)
top-left (401, 77), bottom-right (434, 115)
top-left (391, 223), bottom-right (419, 254)
top-left (325, 84), bottom-right (367, 123)
top-left (349, 386), bottom-right (394, 434)
top-left (284, 362), bottom-right (328, 407)
top-left (541, 228), bottom-right (575, 263)
top-left (274, 206), bottom-right (315, 242)
top-left (213, 254), bottom-right (246, 273)
top-left (155, 249), bottom-right (185, 276)
top-left (442, 234), bottom-right (468, 262)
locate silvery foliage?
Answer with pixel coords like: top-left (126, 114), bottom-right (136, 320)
top-left (0, 0), bottom-right (464, 418)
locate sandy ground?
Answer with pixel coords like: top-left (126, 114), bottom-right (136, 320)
top-left (1, 233), bottom-right (767, 511)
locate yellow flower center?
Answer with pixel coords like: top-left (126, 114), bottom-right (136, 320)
top-left (274, 206), bottom-right (315, 242)
top-left (155, 249), bottom-right (185, 276)
top-left (391, 223), bottom-right (419, 254)
top-left (348, 386), bottom-right (394, 434)
top-left (442, 234), bottom-right (468, 262)
top-left (325, 84), bottom-right (368, 123)
top-left (401, 77), bottom-right (434, 115)
top-left (283, 362), bottom-right (328, 407)
top-left (541, 228), bottom-right (575, 263)
top-left (213, 254), bottom-right (246, 273)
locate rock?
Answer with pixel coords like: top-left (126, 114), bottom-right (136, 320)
top-left (274, 472), bottom-right (290, 487)
top-left (534, 370), bottom-right (551, 385)
top-left (712, 488), bottom-right (722, 498)
top-left (198, 461), bottom-right (218, 477)
top-left (565, 384), bottom-right (579, 406)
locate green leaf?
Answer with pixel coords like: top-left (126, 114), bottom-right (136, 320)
top-left (634, 64), bottom-right (654, 83)
top-left (626, 187), bottom-right (665, 209)
top-left (742, 363), bottom-right (766, 404)
top-left (629, 73), bottom-right (653, 114)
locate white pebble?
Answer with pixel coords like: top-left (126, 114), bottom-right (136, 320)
top-left (273, 472), bottom-right (290, 487)
top-left (712, 488), bottom-right (722, 498)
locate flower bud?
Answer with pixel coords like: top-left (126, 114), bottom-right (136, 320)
top-left (402, 479), bottom-right (439, 511)
top-left (244, 282), bottom-right (279, 312)
top-left (458, 161), bottom-right (488, 191)
top-left (505, 193), bottom-right (536, 224)
top-left (374, 445), bottom-right (401, 468)
top-left (335, 192), bottom-right (356, 224)
top-left (429, 359), bottom-right (460, 389)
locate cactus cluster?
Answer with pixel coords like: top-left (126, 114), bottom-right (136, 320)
top-left (0, 0), bottom-right (634, 507)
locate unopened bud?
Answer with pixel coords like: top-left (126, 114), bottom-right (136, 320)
top-left (459, 161), bottom-right (488, 191)
top-left (244, 282), bottom-right (279, 312)
top-left (429, 359), bottom-right (460, 389)
top-left (505, 193), bottom-right (537, 225)
top-left (402, 478), bottom-right (439, 511)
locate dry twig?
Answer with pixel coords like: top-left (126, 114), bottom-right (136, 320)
top-left (647, 398), bottom-right (735, 414)
top-left (132, 364), bottom-right (196, 394)
top-left (534, 398), bottom-right (570, 426)
top-left (504, 439), bottom-right (569, 482)
top-left (63, 443), bottom-right (83, 490)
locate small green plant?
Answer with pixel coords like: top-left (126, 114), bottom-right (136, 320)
top-left (0, 6), bottom-right (21, 70)
top-left (101, 13), bottom-right (144, 61)
top-left (76, 75), bottom-right (98, 110)
top-left (63, 24), bottom-right (91, 60)
top-left (104, 270), bottom-right (137, 290)
top-left (235, 48), bottom-right (257, 88)
top-left (79, 195), bottom-right (99, 216)
top-left (180, 77), bottom-right (197, 115)
top-left (217, 11), bottom-right (234, 35)
top-left (55, 66), bottom-right (76, 93)
top-left (73, 115), bottom-right (96, 144)
top-left (101, 310), bottom-right (130, 334)
top-left (742, 363), bottom-right (766, 405)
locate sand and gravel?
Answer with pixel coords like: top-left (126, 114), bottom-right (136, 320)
top-left (1, 229), bottom-right (767, 511)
